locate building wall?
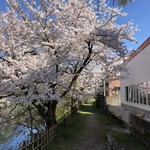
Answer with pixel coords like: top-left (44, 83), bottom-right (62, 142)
top-left (109, 80), bottom-right (120, 97)
top-left (120, 44), bottom-right (150, 113)
top-left (106, 95), bottom-right (120, 105)
top-left (108, 105), bottom-right (130, 125)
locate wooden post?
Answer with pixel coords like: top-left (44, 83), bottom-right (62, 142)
top-left (31, 135), bottom-right (35, 150)
top-left (36, 134), bottom-right (39, 149)
top-left (18, 142), bottom-right (23, 150)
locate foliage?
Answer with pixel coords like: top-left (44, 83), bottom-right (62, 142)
top-left (117, 0), bottom-right (134, 6)
top-left (0, 103), bottom-right (45, 143)
top-left (0, 0), bottom-right (137, 127)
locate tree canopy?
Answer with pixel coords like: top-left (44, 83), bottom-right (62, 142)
top-left (0, 0), bottom-right (137, 127)
top-left (116, 0), bottom-right (133, 6)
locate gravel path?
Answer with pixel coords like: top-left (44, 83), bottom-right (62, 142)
top-left (75, 105), bottom-right (105, 150)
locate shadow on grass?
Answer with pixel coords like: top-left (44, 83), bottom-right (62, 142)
top-left (79, 103), bottom-right (93, 114)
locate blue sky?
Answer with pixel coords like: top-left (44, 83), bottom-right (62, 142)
top-left (114, 0), bottom-right (150, 51)
top-left (0, 0), bottom-right (150, 51)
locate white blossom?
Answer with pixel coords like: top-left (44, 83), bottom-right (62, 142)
top-left (0, 0), bottom-right (137, 106)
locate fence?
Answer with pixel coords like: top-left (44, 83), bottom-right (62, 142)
top-left (18, 125), bottom-right (57, 150)
top-left (96, 93), bottom-right (108, 113)
top-left (18, 106), bottom-right (77, 150)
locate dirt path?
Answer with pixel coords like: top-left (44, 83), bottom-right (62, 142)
top-left (75, 104), bottom-right (105, 150)
top-left (49, 102), bottom-right (147, 150)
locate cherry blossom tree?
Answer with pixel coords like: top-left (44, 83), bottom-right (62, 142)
top-left (0, 0), bottom-right (137, 128)
top-left (116, 0), bottom-right (134, 6)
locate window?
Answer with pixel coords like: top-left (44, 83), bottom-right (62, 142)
top-left (125, 81), bottom-right (150, 106)
top-left (148, 81), bottom-right (150, 105)
top-left (136, 85), bottom-right (139, 103)
top-left (130, 85), bottom-right (134, 102)
top-left (133, 85), bottom-right (137, 103)
top-left (139, 83), bottom-right (144, 104)
top-left (128, 86), bottom-right (131, 102)
top-left (125, 86), bottom-right (128, 101)
top-left (143, 82), bottom-right (147, 105)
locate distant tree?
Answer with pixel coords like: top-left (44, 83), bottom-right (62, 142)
top-left (116, 0), bottom-right (134, 6)
top-left (0, 0), bottom-right (137, 128)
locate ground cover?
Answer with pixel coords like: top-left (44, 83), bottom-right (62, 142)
top-left (48, 100), bottom-right (147, 150)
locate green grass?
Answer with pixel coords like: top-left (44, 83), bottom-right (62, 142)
top-left (84, 98), bottom-right (95, 104)
top-left (112, 132), bottom-right (146, 150)
top-left (56, 107), bottom-right (70, 121)
top-left (93, 104), bottom-right (147, 150)
top-left (47, 109), bottom-right (88, 150)
top-left (47, 101), bottom-right (147, 150)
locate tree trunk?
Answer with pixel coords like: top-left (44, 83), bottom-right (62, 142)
top-left (33, 100), bottom-right (58, 129)
top-left (71, 98), bottom-right (74, 114)
top-left (46, 100), bottom-right (57, 128)
top-left (71, 98), bottom-right (77, 116)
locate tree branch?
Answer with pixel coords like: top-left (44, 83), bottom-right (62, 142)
top-left (61, 40), bottom-right (93, 98)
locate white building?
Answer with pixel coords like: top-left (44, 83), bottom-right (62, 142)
top-left (120, 37), bottom-right (150, 118)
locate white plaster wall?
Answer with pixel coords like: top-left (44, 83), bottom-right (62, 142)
top-left (120, 44), bottom-right (150, 112)
top-left (108, 105), bottom-right (130, 124)
top-left (106, 94), bottom-right (121, 105)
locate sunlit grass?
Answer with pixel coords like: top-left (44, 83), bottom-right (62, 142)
top-left (78, 111), bottom-right (93, 115)
top-left (84, 98), bottom-right (95, 104)
top-left (82, 103), bottom-right (92, 106)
